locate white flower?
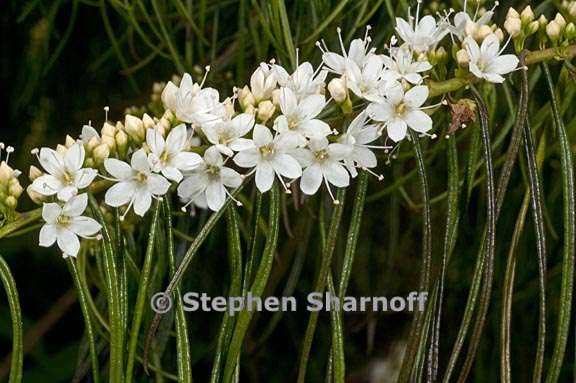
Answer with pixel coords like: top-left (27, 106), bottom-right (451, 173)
top-left (201, 113), bottom-right (255, 157)
top-left (395, 12), bottom-right (449, 53)
top-left (233, 124), bottom-right (302, 193)
top-left (104, 149), bottom-right (171, 217)
top-left (80, 123), bottom-right (100, 143)
top-left (31, 143), bottom-right (98, 202)
top-left (273, 62), bottom-right (327, 100)
top-left (451, 11), bottom-right (494, 41)
top-left (320, 28), bottom-right (376, 76)
top-left (291, 137), bottom-right (351, 202)
top-left (273, 87), bottom-right (331, 147)
top-left (463, 34), bottom-right (519, 83)
top-left (161, 73), bottom-right (224, 127)
top-left (339, 111), bottom-right (385, 177)
top-left (39, 193), bottom-right (101, 257)
top-left (382, 47), bottom-right (432, 85)
top-left (146, 124), bottom-right (202, 182)
top-left (367, 84), bottom-right (432, 142)
top-left (178, 146), bottom-right (243, 211)
top-left (250, 63), bottom-right (278, 102)
top-left (346, 54), bottom-right (393, 100)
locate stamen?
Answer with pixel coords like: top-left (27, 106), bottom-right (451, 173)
top-left (104, 106), bottom-right (110, 122)
top-left (224, 188), bottom-right (243, 206)
top-left (336, 27), bottom-right (347, 58)
top-left (362, 167), bottom-right (384, 181)
top-left (323, 177), bottom-right (339, 204)
top-left (121, 198), bottom-right (135, 221)
top-left (275, 172), bottom-right (292, 194)
top-left (416, 0), bottom-right (422, 24)
top-left (200, 66), bottom-right (211, 88)
top-left (498, 35), bottom-right (513, 55)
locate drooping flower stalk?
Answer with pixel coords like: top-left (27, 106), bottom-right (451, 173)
top-left (0, 254), bottom-right (23, 383)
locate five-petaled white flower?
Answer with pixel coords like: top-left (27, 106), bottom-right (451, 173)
top-left (367, 84), bottom-right (432, 142)
top-left (146, 124), bottom-right (202, 182)
top-left (395, 13), bottom-right (449, 53)
top-left (31, 143), bottom-right (98, 202)
top-left (104, 149), bottom-right (171, 217)
top-left (201, 113), bottom-right (255, 157)
top-left (291, 137), bottom-right (351, 202)
top-left (161, 73), bottom-right (224, 127)
top-left (463, 34), bottom-right (519, 83)
top-left (273, 87), bottom-right (331, 147)
top-left (339, 111), bottom-right (385, 177)
top-left (383, 47), bottom-right (432, 85)
top-left (233, 124), bottom-right (302, 193)
top-left (320, 28), bottom-right (376, 76)
top-left (273, 62), bottom-right (328, 100)
top-left (39, 193), bottom-right (101, 258)
top-left (178, 146), bottom-right (243, 211)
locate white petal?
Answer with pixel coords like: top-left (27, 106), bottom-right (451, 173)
top-left (354, 147), bottom-right (377, 168)
top-left (367, 103), bottom-right (393, 122)
top-left (404, 86), bottom-right (428, 107)
top-left (490, 54), bottom-right (519, 75)
top-left (328, 143), bottom-right (353, 160)
top-left (131, 149), bottom-right (151, 174)
top-left (57, 186), bottom-right (78, 202)
top-left (161, 81), bottom-right (178, 111)
top-left (204, 146), bottom-right (224, 166)
top-left (255, 162), bottom-right (275, 192)
top-left (57, 229), bottom-right (81, 257)
top-left (405, 110), bottom-right (433, 133)
top-left (105, 181), bottom-right (135, 207)
top-left (231, 113), bottom-right (255, 137)
top-left (147, 174), bottom-right (171, 195)
top-left (252, 124), bottom-right (273, 147)
top-left (300, 165), bottom-right (322, 195)
top-left (206, 182), bottom-right (226, 211)
top-left (104, 158), bottom-right (133, 180)
top-left (133, 189), bottom-right (152, 216)
top-left (484, 73), bottom-right (505, 83)
top-left (166, 124), bottom-right (188, 153)
top-left (279, 87), bottom-right (298, 116)
top-left (233, 149), bottom-right (259, 168)
top-left (31, 175), bottom-right (62, 196)
top-left (387, 119), bottom-right (408, 142)
top-left (69, 216), bottom-right (101, 238)
top-left (220, 167), bottom-right (243, 188)
top-left (272, 154), bottom-right (302, 179)
top-left (42, 203), bottom-right (62, 223)
top-left (464, 37), bottom-right (481, 61)
top-left (300, 119), bottom-right (332, 138)
top-left (39, 224), bottom-right (58, 247)
top-left (147, 128), bottom-right (166, 156)
top-left (161, 167), bottom-right (183, 182)
top-left (298, 94), bottom-right (325, 120)
top-left (39, 148), bottom-right (64, 176)
top-left (322, 52), bottom-right (347, 74)
top-left (64, 144), bottom-right (85, 172)
top-left (290, 148), bottom-right (315, 167)
top-left (395, 18), bottom-right (414, 44)
top-left (178, 174), bottom-right (207, 199)
top-left (63, 193), bottom-right (88, 217)
top-left (481, 33), bottom-right (500, 57)
top-left (229, 138), bottom-right (255, 152)
top-left (324, 162), bottom-right (350, 187)
top-left (172, 152), bottom-right (202, 171)
top-left (75, 168), bottom-right (98, 189)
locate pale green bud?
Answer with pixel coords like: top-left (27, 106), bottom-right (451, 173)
top-left (142, 113), bottom-right (156, 130)
top-left (257, 100), bottom-right (276, 123)
top-left (28, 165), bottom-right (43, 181)
top-left (547, 20), bottom-right (562, 40)
top-left (102, 122), bottom-right (116, 138)
top-left (124, 115), bottom-right (145, 143)
top-left (5, 195), bottom-right (17, 209)
top-left (8, 180), bottom-right (23, 198)
top-left (504, 17), bottom-right (522, 37)
top-left (102, 135), bottom-right (116, 152)
top-left (93, 143), bottom-right (110, 165)
top-left (520, 6), bottom-right (534, 24)
top-left (328, 78), bottom-right (348, 103)
top-left (65, 135), bottom-right (76, 148)
top-left (238, 86), bottom-right (256, 110)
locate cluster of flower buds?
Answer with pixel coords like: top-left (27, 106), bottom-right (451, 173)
top-left (237, 63), bottom-right (281, 123)
top-left (0, 144), bottom-right (24, 220)
top-left (504, 6), bottom-right (539, 50)
top-left (532, 11), bottom-right (576, 47)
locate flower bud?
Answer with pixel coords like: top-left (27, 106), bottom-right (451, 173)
top-left (569, 3), bottom-right (576, 18)
top-left (554, 13), bottom-right (567, 28)
top-left (476, 25), bottom-right (493, 40)
top-left (435, 46), bottom-right (448, 62)
top-left (257, 100), bottom-right (276, 123)
top-left (125, 114), bottom-right (145, 143)
top-left (527, 21), bottom-right (540, 35)
top-left (26, 185), bottom-right (44, 205)
top-left (244, 104), bottom-right (256, 115)
top-left (271, 89), bottom-right (281, 106)
top-left (538, 15), bottom-right (548, 28)
top-left (520, 6), bottom-right (534, 23)
top-left (102, 122), bottom-right (116, 138)
top-left (547, 20), bottom-right (562, 40)
top-left (494, 28), bottom-right (505, 41)
top-left (29, 165), bottom-right (43, 181)
top-left (506, 7), bottom-right (520, 20)
top-left (102, 135), bottom-right (116, 152)
top-left (56, 144), bottom-right (68, 156)
top-left (65, 135), bottom-right (76, 148)
top-left (8, 180), bottom-right (23, 198)
top-left (115, 130), bottom-right (129, 158)
top-left (464, 20), bottom-right (478, 37)
top-left (328, 78), bottom-right (348, 103)
top-left (504, 17), bottom-right (522, 37)
top-left (456, 49), bottom-right (470, 67)
top-left (4, 195), bottom-right (17, 209)
top-left (142, 113), bottom-right (156, 130)
top-left (0, 162), bottom-right (12, 184)
top-left (93, 143), bottom-right (110, 165)
top-left (566, 22), bottom-right (576, 39)
top-left (161, 81), bottom-right (178, 111)
top-left (86, 136), bottom-right (100, 154)
top-left (238, 85), bottom-right (256, 110)
top-left (162, 109), bottom-right (175, 124)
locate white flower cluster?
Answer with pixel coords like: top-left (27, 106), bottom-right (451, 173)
top-left (24, 0), bottom-right (527, 258)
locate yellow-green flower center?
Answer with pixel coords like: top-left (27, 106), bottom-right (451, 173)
top-left (259, 144), bottom-right (275, 159)
top-left (395, 102), bottom-right (407, 115)
top-left (57, 215), bottom-right (71, 225)
top-left (314, 149), bottom-right (328, 162)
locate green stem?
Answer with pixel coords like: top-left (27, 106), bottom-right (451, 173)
top-left (67, 257), bottom-right (100, 383)
top-left (0, 255), bottom-right (23, 383)
top-left (89, 194), bottom-right (124, 383)
top-left (222, 185), bottom-right (280, 383)
top-left (126, 200), bottom-right (161, 382)
top-left (543, 62), bottom-right (575, 383)
top-left (297, 188), bottom-right (346, 383)
top-left (163, 197), bottom-right (192, 383)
